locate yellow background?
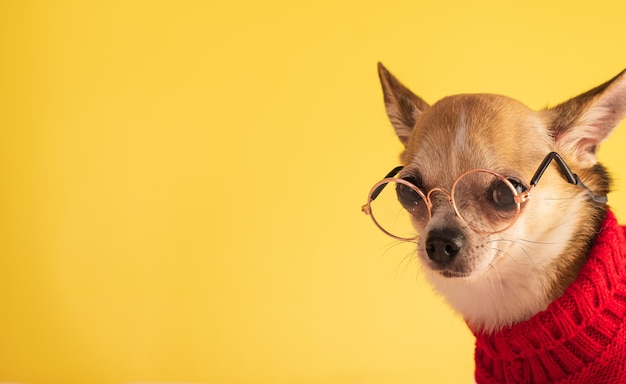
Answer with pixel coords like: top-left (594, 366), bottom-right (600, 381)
top-left (2, 1), bottom-right (626, 383)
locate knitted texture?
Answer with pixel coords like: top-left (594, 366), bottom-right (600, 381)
top-left (474, 210), bottom-right (626, 384)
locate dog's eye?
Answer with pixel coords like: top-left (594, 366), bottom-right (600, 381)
top-left (490, 179), bottom-right (525, 209)
top-left (396, 180), bottom-right (423, 209)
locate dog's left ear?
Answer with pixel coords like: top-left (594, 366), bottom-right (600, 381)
top-left (550, 69), bottom-right (626, 167)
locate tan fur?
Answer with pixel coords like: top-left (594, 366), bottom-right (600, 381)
top-left (377, 63), bottom-right (626, 332)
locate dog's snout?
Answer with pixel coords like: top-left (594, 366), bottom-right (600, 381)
top-left (425, 229), bottom-right (465, 266)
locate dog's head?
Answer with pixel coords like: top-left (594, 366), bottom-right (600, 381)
top-left (371, 63), bottom-right (626, 331)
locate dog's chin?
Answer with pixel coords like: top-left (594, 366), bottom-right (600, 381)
top-left (418, 252), bottom-right (480, 279)
top-left (423, 258), bottom-right (489, 279)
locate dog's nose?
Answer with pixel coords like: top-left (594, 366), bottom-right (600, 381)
top-left (425, 229), bottom-right (465, 266)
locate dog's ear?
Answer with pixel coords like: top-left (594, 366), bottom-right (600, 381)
top-left (550, 69), bottom-right (626, 167)
top-left (378, 63), bottom-right (429, 146)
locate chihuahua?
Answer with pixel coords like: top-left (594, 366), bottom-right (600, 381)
top-left (363, 64), bottom-right (626, 382)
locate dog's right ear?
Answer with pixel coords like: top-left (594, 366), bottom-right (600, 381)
top-left (378, 63), bottom-right (430, 146)
top-left (549, 68), bottom-right (626, 168)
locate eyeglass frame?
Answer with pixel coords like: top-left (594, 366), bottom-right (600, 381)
top-left (361, 151), bottom-right (608, 241)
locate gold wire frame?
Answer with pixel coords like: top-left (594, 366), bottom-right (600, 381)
top-left (361, 169), bottom-right (533, 241)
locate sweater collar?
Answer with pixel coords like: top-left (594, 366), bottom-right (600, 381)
top-left (474, 209), bottom-right (626, 378)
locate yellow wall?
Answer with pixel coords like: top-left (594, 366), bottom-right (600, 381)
top-left (2, 1), bottom-right (626, 383)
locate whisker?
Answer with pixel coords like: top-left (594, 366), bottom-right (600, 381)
top-left (379, 238), bottom-right (416, 258)
top-left (489, 242), bottom-right (525, 270)
top-left (487, 262), bottom-right (504, 296)
top-left (517, 239), bottom-right (566, 245)
top-left (490, 238), bottom-right (541, 269)
top-left (396, 248), bottom-right (420, 282)
top-left (377, 237), bottom-right (421, 282)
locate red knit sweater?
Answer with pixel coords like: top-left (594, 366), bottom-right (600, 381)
top-left (473, 210), bottom-right (626, 383)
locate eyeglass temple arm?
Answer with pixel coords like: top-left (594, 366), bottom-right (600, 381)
top-left (529, 152), bottom-right (608, 204)
top-left (369, 166), bottom-right (404, 201)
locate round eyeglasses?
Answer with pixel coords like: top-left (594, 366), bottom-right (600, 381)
top-left (362, 169), bottom-right (530, 240)
top-left (361, 152), bottom-right (608, 241)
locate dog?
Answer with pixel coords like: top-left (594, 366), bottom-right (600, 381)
top-left (362, 63), bottom-right (626, 383)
